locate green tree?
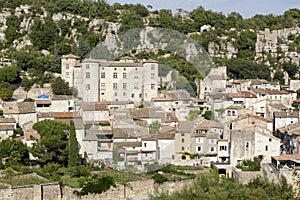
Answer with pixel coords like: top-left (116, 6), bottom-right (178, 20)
top-left (0, 82), bottom-right (13, 100)
top-left (0, 66), bottom-right (19, 83)
top-left (31, 120), bottom-right (70, 166)
top-left (273, 70), bottom-right (284, 85)
top-left (75, 175), bottom-right (116, 197)
top-left (119, 10), bottom-right (144, 32)
top-left (282, 61), bottom-right (299, 79)
top-left (0, 139), bottom-right (29, 165)
top-left (51, 77), bottom-right (73, 95)
top-left (68, 121), bottom-right (79, 170)
top-left (149, 121), bottom-right (161, 134)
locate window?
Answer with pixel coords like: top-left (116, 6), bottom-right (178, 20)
top-left (181, 133), bottom-right (185, 136)
top-left (209, 139), bottom-right (216, 144)
top-left (86, 72), bottom-right (90, 78)
top-left (86, 84), bottom-right (90, 90)
top-left (123, 83), bottom-right (127, 89)
top-left (114, 92), bottom-right (117, 96)
top-left (265, 145), bottom-right (268, 151)
top-left (101, 72), bottom-right (105, 78)
top-left (113, 83), bottom-right (117, 90)
top-left (269, 138), bottom-right (272, 142)
top-left (139, 94), bottom-right (142, 98)
top-left (113, 72), bottom-right (118, 78)
top-left (151, 73), bottom-right (155, 79)
top-left (151, 84), bottom-right (155, 90)
top-left (101, 83), bottom-right (106, 90)
top-left (181, 146), bottom-right (185, 151)
top-left (66, 64), bottom-right (69, 69)
top-left (197, 146), bottom-right (202, 152)
top-left (123, 72), bottom-right (127, 78)
top-left (86, 64), bottom-right (89, 69)
top-left (210, 147), bottom-right (215, 152)
top-left (134, 83), bottom-right (139, 90)
top-left (134, 75), bottom-right (139, 79)
top-left (151, 64), bottom-right (155, 70)
top-left (245, 141), bottom-right (249, 152)
top-left (181, 138), bottom-right (185, 143)
top-left (123, 92), bottom-right (126, 96)
top-left (131, 94), bottom-right (134, 98)
top-left (196, 138), bottom-right (203, 143)
top-left (220, 146), bottom-right (227, 151)
top-left (65, 72), bottom-right (69, 78)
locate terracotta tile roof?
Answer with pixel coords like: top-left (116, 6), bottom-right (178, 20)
top-left (114, 141), bottom-right (142, 147)
top-left (51, 95), bottom-right (73, 100)
top-left (226, 105), bottom-right (242, 110)
top-left (268, 104), bottom-right (288, 111)
top-left (247, 114), bottom-right (272, 123)
top-left (266, 90), bottom-right (289, 95)
top-left (273, 154), bottom-right (300, 162)
top-left (177, 121), bottom-right (195, 133)
top-left (195, 118), bottom-right (224, 130)
top-left (293, 98), bottom-right (300, 104)
top-left (55, 118), bottom-right (84, 129)
top-left (3, 102), bottom-right (36, 114)
top-left (129, 108), bottom-right (164, 119)
top-left (228, 93), bottom-right (244, 98)
top-left (0, 118), bottom-right (16, 123)
top-left (24, 130), bottom-right (41, 140)
top-left (0, 124), bottom-right (14, 131)
top-left (240, 91), bottom-right (257, 98)
top-left (277, 122), bottom-right (300, 135)
top-left (141, 134), bottom-right (157, 141)
top-left (36, 100), bottom-right (51, 105)
top-left (53, 112), bottom-right (79, 118)
top-left (250, 79), bottom-right (269, 85)
top-left (274, 111), bottom-right (298, 118)
top-left (157, 126), bottom-right (176, 139)
top-left (37, 112), bottom-right (54, 118)
top-left (80, 103), bottom-right (109, 111)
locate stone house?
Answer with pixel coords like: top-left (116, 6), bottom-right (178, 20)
top-left (157, 126), bottom-right (176, 164)
top-left (217, 140), bottom-right (230, 164)
top-left (191, 119), bottom-right (222, 156)
top-left (141, 135), bottom-right (157, 164)
top-left (35, 99), bottom-right (51, 113)
top-left (175, 121), bottom-right (195, 160)
top-left (152, 90), bottom-right (193, 120)
top-left (0, 118), bottom-right (16, 129)
top-left (198, 66), bottom-right (227, 99)
top-left (0, 124), bottom-right (14, 141)
top-left (82, 127), bottom-right (113, 164)
top-left (230, 129), bottom-right (280, 165)
top-left (277, 123), bottom-right (300, 155)
top-left (78, 102), bottom-right (110, 124)
top-left (3, 102), bottom-right (37, 126)
top-left (273, 111), bottom-right (299, 131)
top-left (51, 95), bottom-right (75, 112)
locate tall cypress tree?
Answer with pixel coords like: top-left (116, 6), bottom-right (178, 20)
top-left (68, 120), bottom-right (79, 169)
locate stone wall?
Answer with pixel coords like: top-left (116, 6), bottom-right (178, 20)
top-left (232, 166), bottom-right (262, 184)
top-left (0, 179), bottom-right (195, 200)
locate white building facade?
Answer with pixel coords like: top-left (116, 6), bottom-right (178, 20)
top-left (61, 55), bottom-right (159, 103)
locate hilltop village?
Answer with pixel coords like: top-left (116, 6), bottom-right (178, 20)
top-left (1, 53), bottom-right (300, 187)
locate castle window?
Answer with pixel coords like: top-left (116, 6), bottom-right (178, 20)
top-left (151, 64), bottom-right (155, 70)
top-left (123, 72), bottom-right (127, 78)
top-left (86, 84), bottom-right (90, 90)
top-left (65, 72), bottom-right (69, 78)
top-left (66, 64), bottom-right (69, 69)
top-left (113, 83), bottom-right (118, 90)
top-left (86, 72), bottom-right (90, 79)
top-left (151, 84), bottom-right (155, 89)
top-left (86, 64), bottom-right (90, 69)
top-left (101, 83), bottom-right (105, 90)
top-left (151, 73), bottom-right (155, 79)
top-left (134, 83), bottom-right (139, 90)
top-left (123, 83), bottom-right (127, 89)
top-left (113, 72), bottom-right (117, 78)
top-left (101, 72), bottom-right (105, 78)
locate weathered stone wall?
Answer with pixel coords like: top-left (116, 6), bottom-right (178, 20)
top-left (0, 179), bottom-right (195, 200)
top-left (232, 167), bottom-right (262, 184)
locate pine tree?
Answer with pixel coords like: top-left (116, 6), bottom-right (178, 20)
top-left (68, 121), bottom-right (79, 169)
